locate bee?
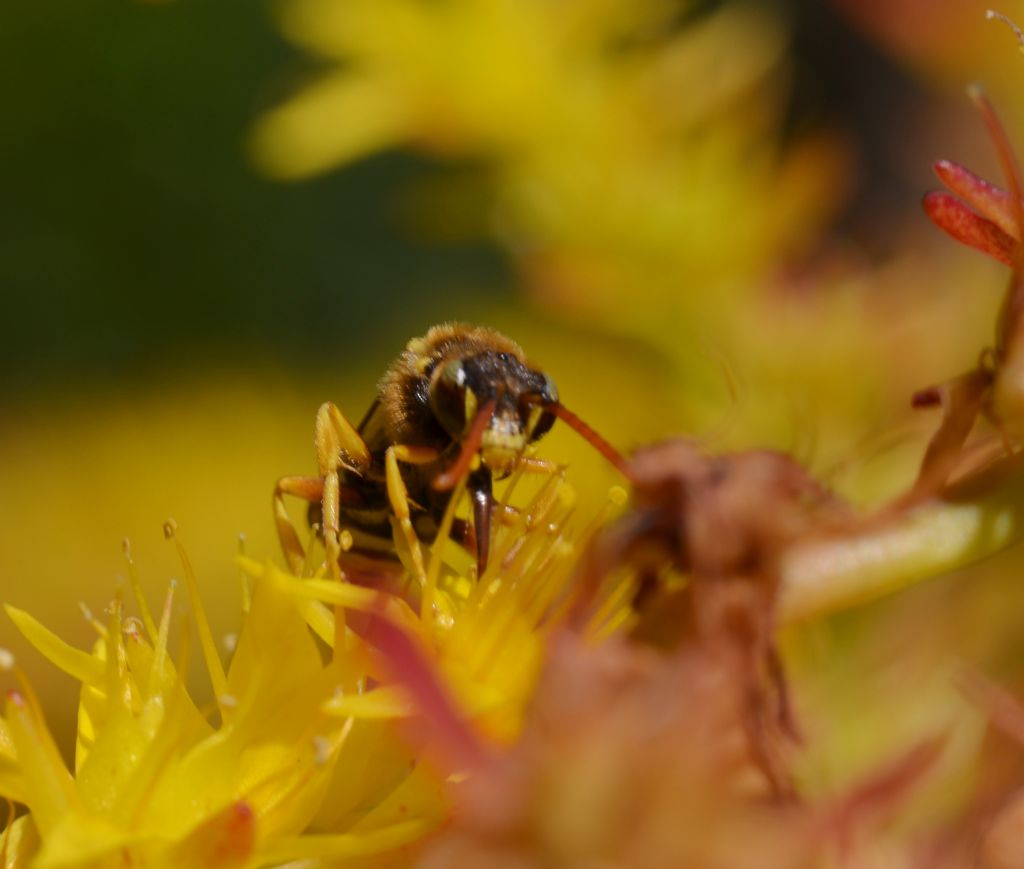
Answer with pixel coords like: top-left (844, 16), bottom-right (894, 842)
top-left (274, 323), bottom-right (628, 582)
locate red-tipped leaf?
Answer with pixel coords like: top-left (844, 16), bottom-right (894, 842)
top-left (923, 191), bottom-right (1017, 266)
top-left (933, 159), bottom-right (1019, 238)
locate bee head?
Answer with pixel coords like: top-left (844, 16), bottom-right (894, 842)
top-left (429, 351), bottom-right (559, 472)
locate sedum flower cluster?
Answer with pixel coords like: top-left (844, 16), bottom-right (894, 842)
top-left (0, 475), bottom-right (627, 867)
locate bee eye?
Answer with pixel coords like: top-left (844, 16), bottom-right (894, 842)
top-left (541, 373), bottom-right (559, 405)
top-left (525, 373), bottom-right (558, 442)
top-left (430, 360), bottom-right (474, 436)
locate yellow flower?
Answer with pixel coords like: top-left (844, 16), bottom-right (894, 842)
top-left (7, 412), bottom-right (1024, 865)
top-left (0, 469), bottom-right (628, 867)
top-left (0, 535), bottom-right (435, 867)
top-left (250, 0), bottom-right (843, 327)
top-left (244, 470), bottom-right (629, 747)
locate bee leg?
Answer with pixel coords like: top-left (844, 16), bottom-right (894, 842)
top-left (273, 475), bottom-right (324, 574)
top-left (385, 445), bottom-right (440, 588)
top-left (315, 402), bottom-right (371, 574)
top-left (468, 467), bottom-right (493, 576)
top-left (450, 518), bottom-right (476, 553)
top-left (450, 505), bottom-right (517, 567)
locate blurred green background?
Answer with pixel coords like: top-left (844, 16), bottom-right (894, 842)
top-left (0, 0), bottom-right (976, 394)
top-left (0, 0), bottom-right (511, 392)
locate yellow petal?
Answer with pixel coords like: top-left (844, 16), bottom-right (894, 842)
top-left (75, 696), bottom-right (157, 814)
top-left (106, 669), bottom-right (213, 836)
top-left (248, 73), bottom-right (408, 180)
top-left (4, 607), bottom-right (103, 686)
top-left (0, 718), bottom-right (15, 760)
top-left (258, 818), bottom-right (435, 864)
top-left (4, 692), bottom-right (77, 837)
top-left (135, 576), bottom-right (336, 839)
top-left (164, 801), bottom-right (255, 869)
top-left (0, 755), bottom-right (26, 805)
top-left (323, 685), bottom-right (413, 720)
top-left (33, 812), bottom-right (147, 869)
top-left (309, 721), bottom-right (416, 831)
top-left (168, 528), bottom-right (229, 713)
top-left (1, 815), bottom-right (39, 868)
top-left (245, 559), bottom-right (420, 630)
top-left (347, 763), bottom-right (447, 834)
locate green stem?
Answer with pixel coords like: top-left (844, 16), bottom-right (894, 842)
top-left (779, 454), bottom-right (1024, 622)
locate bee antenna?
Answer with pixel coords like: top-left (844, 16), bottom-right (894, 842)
top-left (434, 398), bottom-right (497, 491)
top-left (549, 402), bottom-right (634, 481)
